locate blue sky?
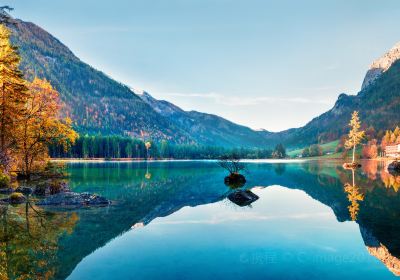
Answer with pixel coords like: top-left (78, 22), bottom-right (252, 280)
top-left (9, 0), bottom-right (400, 131)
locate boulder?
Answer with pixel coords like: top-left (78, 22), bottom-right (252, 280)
top-left (0, 192), bottom-right (27, 204)
top-left (388, 161), bottom-right (400, 172)
top-left (343, 162), bottom-right (362, 169)
top-left (33, 181), bottom-right (70, 196)
top-left (228, 190), bottom-right (259, 207)
top-left (224, 173), bottom-right (246, 189)
top-left (15, 186), bottom-right (33, 195)
top-left (0, 187), bottom-right (14, 194)
top-left (37, 192), bottom-right (110, 207)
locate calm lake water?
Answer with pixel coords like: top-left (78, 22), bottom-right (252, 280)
top-left (1, 160), bottom-right (400, 279)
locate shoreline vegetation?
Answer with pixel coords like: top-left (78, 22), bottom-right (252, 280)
top-left (0, 17), bottom-right (108, 207)
top-left (50, 157), bottom-right (397, 162)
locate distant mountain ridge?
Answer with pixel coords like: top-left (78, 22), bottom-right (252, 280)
top-left (138, 91), bottom-right (273, 147)
top-left (7, 16), bottom-right (400, 149)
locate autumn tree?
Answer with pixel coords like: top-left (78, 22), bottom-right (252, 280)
top-left (145, 141), bottom-right (151, 159)
top-left (345, 111), bottom-right (365, 164)
top-left (0, 24), bottom-right (28, 172)
top-left (362, 139), bottom-right (378, 159)
top-left (218, 154), bottom-right (246, 175)
top-left (16, 78), bottom-right (77, 177)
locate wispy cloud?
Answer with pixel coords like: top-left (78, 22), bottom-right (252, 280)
top-left (160, 92), bottom-right (333, 106)
top-left (151, 211), bottom-right (332, 226)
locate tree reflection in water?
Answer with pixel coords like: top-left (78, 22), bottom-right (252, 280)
top-left (343, 168), bottom-right (364, 221)
top-left (0, 200), bottom-right (78, 280)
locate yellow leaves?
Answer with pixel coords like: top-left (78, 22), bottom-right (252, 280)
top-left (0, 24), bottom-right (28, 159)
top-left (345, 111), bottom-right (365, 149)
top-left (145, 141), bottom-right (151, 150)
top-left (15, 77), bottom-right (77, 175)
top-left (344, 182), bottom-right (364, 221)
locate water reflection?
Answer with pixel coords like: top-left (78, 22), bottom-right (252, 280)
top-left (0, 201), bottom-right (78, 279)
top-left (343, 168), bottom-right (364, 221)
top-left (2, 160), bottom-right (400, 279)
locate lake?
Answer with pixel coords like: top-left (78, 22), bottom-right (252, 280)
top-left (1, 160), bottom-right (400, 279)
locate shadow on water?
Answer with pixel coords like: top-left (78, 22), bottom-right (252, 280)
top-left (1, 160), bottom-right (400, 278)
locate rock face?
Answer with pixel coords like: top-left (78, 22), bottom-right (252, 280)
top-left (362, 42), bottom-right (400, 90)
top-left (36, 192), bottom-right (110, 207)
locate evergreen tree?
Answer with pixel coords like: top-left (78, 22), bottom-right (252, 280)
top-left (272, 144), bottom-right (286, 159)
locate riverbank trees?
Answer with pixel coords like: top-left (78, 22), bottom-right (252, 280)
top-left (0, 24), bottom-right (76, 180)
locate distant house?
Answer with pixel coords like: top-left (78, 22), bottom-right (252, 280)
top-left (385, 144), bottom-right (400, 158)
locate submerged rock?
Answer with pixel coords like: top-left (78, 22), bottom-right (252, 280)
top-left (228, 190), bottom-right (259, 207)
top-left (36, 192), bottom-right (110, 207)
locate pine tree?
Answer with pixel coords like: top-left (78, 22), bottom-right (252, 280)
top-left (345, 111), bottom-right (365, 164)
top-left (0, 24), bottom-right (28, 163)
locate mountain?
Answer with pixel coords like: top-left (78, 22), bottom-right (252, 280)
top-left (7, 16), bottom-right (400, 150)
top-left (264, 41), bottom-right (400, 149)
top-left (138, 91), bottom-right (273, 147)
top-left (8, 18), bottom-right (275, 148)
top-left (9, 18), bottom-right (195, 143)
top-left (362, 42), bottom-right (400, 90)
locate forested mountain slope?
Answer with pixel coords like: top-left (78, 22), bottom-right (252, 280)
top-left (9, 19), bottom-right (192, 143)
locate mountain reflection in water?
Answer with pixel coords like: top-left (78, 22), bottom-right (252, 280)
top-left (1, 160), bottom-right (400, 279)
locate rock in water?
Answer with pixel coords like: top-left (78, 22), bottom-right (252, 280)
top-left (36, 192), bottom-right (110, 207)
top-left (0, 192), bottom-right (27, 205)
top-left (224, 173), bottom-right (246, 189)
top-left (343, 162), bottom-right (362, 169)
top-left (228, 190), bottom-right (259, 207)
top-left (33, 181), bottom-right (71, 196)
top-left (388, 161), bottom-right (400, 172)
top-left (15, 186), bottom-right (33, 195)
top-left (0, 187), bottom-right (14, 194)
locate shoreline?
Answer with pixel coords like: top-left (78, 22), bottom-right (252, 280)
top-left (50, 157), bottom-right (397, 163)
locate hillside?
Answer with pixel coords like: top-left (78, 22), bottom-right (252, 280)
top-left (266, 41), bottom-right (400, 149)
top-left (9, 18), bottom-right (193, 143)
top-left (8, 18), bottom-right (275, 148)
top-left (139, 92), bottom-right (273, 147)
top-left (6, 16), bottom-right (400, 150)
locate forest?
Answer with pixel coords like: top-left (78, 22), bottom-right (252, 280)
top-left (49, 135), bottom-right (283, 160)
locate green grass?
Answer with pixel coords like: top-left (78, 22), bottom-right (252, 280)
top-left (287, 140), bottom-right (340, 158)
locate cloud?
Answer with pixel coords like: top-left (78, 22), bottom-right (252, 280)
top-left (151, 211), bottom-right (332, 226)
top-left (160, 92), bottom-right (334, 107)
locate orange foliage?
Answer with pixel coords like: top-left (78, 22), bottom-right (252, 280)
top-left (16, 78), bottom-right (78, 176)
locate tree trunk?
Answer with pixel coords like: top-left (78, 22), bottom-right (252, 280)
top-left (1, 82), bottom-right (5, 151)
top-left (352, 136), bottom-right (356, 163)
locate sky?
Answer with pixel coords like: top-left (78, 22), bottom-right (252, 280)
top-left (9, 0), bottom-right (400, 131)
